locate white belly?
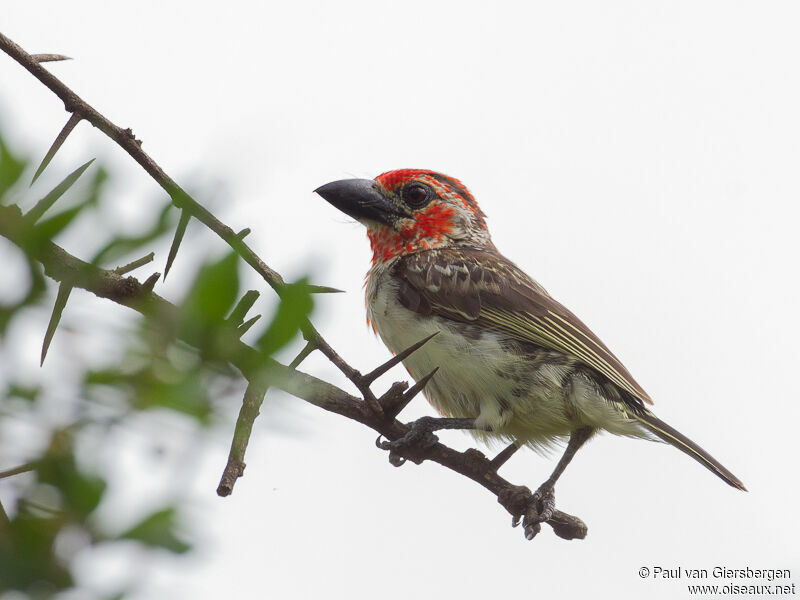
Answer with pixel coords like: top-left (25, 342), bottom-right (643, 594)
top-left (365, 262), bottom-right (647, 450)
top-left (365, 265), bottom-right (575, 449)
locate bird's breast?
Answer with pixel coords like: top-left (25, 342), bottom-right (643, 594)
top-left (364, 264), bottom-right (577, 444)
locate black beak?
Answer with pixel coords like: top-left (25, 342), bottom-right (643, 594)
top-left (314, 178), bottom-right (407, 226)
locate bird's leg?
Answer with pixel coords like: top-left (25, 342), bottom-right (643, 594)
top-left (528, 426), bottom-right (594, 525)
top-left (489, 440), bottom-right (522, 472)
top-left (377, 416), bottom-right (477, 452)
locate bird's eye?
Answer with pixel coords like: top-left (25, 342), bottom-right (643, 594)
top-left (402, 183), bottom-right (433, 208)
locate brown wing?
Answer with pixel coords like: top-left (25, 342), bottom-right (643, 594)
top-left (394, 248), bottom-right (653, 406)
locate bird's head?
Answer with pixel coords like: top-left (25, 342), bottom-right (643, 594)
top-left (315, 169), bottom-right (492, 265)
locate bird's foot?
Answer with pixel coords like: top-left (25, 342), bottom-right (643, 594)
top-left (376, 416), bottom-right (441, 454)
top-left (512, 483), bottom-right (556, 540)
top-left (531, 483), bottom-right (556, 522)
top-left (376, 416), bottom-right (476, 467)
top-left (498, 484), bottom-right (586, 541)
top-left (518, 483), bottom-right (555, 540)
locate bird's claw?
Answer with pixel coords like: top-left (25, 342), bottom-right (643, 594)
top-left (521, 484), bottom-right (555, 538)
top-left (375, 418), bottom-right (441, 468)
top-left (376, 417), bottom-right (441, 452)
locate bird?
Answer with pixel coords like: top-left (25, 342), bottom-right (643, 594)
top-left (315, 169), bottom-right (745, 525)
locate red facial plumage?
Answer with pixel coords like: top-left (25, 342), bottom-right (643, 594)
top-left (369, 169), bottom-right (481, 266)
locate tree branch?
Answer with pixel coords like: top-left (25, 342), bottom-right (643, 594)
top-left (0, 203), bottom-right (586, 539)
top-left (0, 31), bottom-right (588, 540)
top-left (216, 380), bottom-right (269, 497)
top-left (0, 31), bottom-right (285, 293)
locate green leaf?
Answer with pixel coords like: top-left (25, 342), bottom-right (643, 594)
top-left (182, 251), bottom-right (240, 327)
top-left (91, 202), bottom-right (175, 266)
top-left (32, 204), bottom-right (86, 241)
top-left (36, 432), bottom-right (107, 519)
top-left (0, 512), bottom-right (74, 591)
top-left (257, 278), bottom-right (314, 356)
top-left (0, 131), bottom-right (28, 203)
top-left (120, 508), bottom-right (190, 554)
top-left (0, 242), bottom-right (48, 336)
top-left (141, 366), bottom-right (212, 422)
top-left (27, 165), bottom-right (106, 246)
top-left (176, 252), bottom-right (242, 360)
top-left (85, 360), bottom-right (212, 424)
top-left (4, 382), bottom-right (42, 403)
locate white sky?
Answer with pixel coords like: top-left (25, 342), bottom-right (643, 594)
top-left (1, 1), bottom-right (799, 598)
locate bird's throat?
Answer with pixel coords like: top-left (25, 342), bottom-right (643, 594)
top-left (367, 206), bottom-right (455, 265)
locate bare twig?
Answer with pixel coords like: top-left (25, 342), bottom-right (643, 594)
top-left (114, 252), bottom-right (155, 275)
top-left (0, 203), bottom-right (588, 540)
top-left (0, 31), bottom-right (286, 293)
top-left (217, 380), bottom-right (269, 497)
top-left (288, 341), bottom-right (317, 369)
top-left (217, 340), bottom-right (317, 496)
top-left (0, 462), bottom-right (37, 480)
top-left (1, 30), bottom-right (344, 392)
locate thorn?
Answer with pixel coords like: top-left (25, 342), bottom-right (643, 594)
top-left (288, 341), bottom-right (317, 369)
top-left (31, 113), bottom-right (82, 185)
top-left (114, 252), bottom-right (154, 275)
top-left (236, 227), bottom-right (251, 239)
top-left (303, 284), bottom-right (345, 294)
top-left (25, 158), bottom-right (95, 223)
top-left (227, 290), bottom-right (260, 327)
top-left (362, 332), bottom-right (439, 384)
top-left (41, 282), bottom-right (72, 366)
top-left (384, 367), bottom-right (439, 419)
top-left (141, 272), bottom-right (160, 291)
top-left (164, 210), bottom-right (191, 279)
top-left (30, 53), bottom-right (72, 63)
top-left (237, 315), bottom-right (261, 336)
top-left (403, 367), bottom-right (438, 400)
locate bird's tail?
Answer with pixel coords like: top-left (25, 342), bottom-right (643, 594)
top-left (630, 410), bottom-right (747, 491)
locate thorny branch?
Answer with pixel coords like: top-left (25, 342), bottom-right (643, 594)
top-left (0, 31), bottom-right (587, 540)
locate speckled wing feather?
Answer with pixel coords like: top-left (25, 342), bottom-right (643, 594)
top-left (394, 248), bottom-right (653, 407)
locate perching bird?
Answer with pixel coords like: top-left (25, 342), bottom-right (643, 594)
top-left (315, 169), bottom-right (745, 524)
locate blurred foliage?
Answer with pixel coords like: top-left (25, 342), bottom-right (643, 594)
top-left (0, 133), bottom-right (47, 336)
top-left (0, 133), bottom-right (26, 200)
top-left (0, 126), bottom-right (313, 598)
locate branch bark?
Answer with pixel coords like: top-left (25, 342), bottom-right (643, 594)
top-left (0, 31), bottom-right (588, 540)
top-left (0, 203), bottom-right (586, 539)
